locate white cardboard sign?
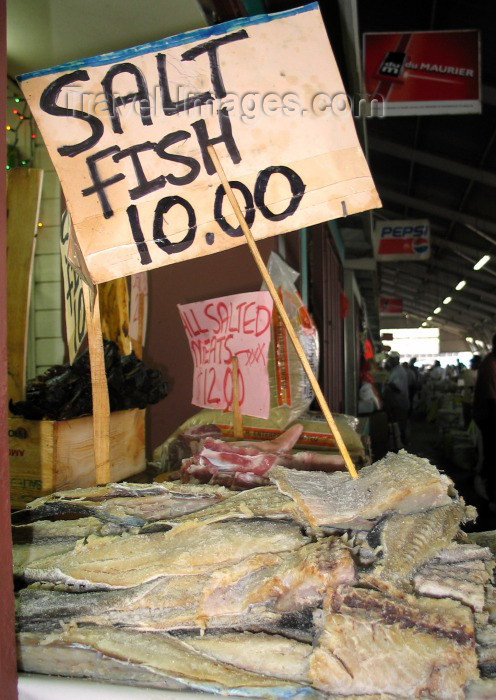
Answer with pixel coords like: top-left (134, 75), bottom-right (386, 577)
top-left (20, 3), bottom-right (380, 284)
top-left (178, 291), bottom-right (273, 418)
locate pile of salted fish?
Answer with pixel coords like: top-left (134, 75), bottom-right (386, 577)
top-left (13, 449), bottom-right (496, 699)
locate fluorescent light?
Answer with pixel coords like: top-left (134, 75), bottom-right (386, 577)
top-left (466, 336), bottom-right (473, 343)
top-left (455, 280), bottom-right (466, 291)
top-left (473, 255), bottom-right (490, 270)
top-left (421, 322), bottom-right (428, 327)
top-left (433, 307), bottom-right (442, 314)
top-left (443, 296), bottom-right (452, 304)
top-left (427, 316), bottom-right (433, 321)
top-left (475, 339), bottom-right (484, 347)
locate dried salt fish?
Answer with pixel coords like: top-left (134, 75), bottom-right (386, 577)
top-left (269, 450), bottom-right (453, 530)
top-left (198, 539), bottom-right (356, 619)
top-left (12, 517), bottom-right (127, 543)
top-left (13, 481), bottom-right (231, 527)
top-left (310, 592), bottom-right (478, 698)
top-left (367, 502), bottom-right (466, 587)
top-left (466, 678), bottom-right (496, 699)
top-left (22, 519), bottom-right (309, 590)
top-left (326, 584), bottom-right (475, 645)
top-left (18, 626), bottom-right (321, 698)
top-left (144, 485), bottom-right (307, 532)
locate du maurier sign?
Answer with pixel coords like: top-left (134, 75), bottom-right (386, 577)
top-left (19, 2), bottom-right (380, 284)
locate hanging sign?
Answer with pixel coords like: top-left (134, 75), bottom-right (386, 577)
top-left (60, 210), bottom-right (87, 361)
top-left (178, 291), bottom-right (273, 418)
top-left (363, 30), bottom-right (480, 116)
top-left (374, 219), bottom-right (430, 261)
top-left (19, 3), bottom-right (380, 284)
top-left (379, 297), bottom-right (403, 314)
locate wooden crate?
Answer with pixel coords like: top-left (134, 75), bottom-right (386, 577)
top-left (8, 409), bottom-right (145, 509)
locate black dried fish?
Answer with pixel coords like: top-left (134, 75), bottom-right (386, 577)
top-left (9, 341), bottom-right (168, 420)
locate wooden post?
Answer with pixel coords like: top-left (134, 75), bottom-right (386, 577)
top-left (83, 283), bottom-right (110, 485)
top-left (207, 145), bottom-right (358, 479)
top-left (232, 355), bottom-right (243, 439)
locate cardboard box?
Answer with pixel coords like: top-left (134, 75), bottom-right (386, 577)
top-left (8, 409), bottom-right (145, 509)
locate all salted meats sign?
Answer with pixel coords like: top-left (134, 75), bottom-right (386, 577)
top-left (19, 3), bottom-right (380, 284)
top-left (178, 291), bottom-right (273, 418)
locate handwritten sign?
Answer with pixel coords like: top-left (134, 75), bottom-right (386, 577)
top-left (19, 3), bottom-right (380, 284)
top-left (179, 291), bottom-right (273, 417)
top-left (60, 210), bottom-right (87, 361)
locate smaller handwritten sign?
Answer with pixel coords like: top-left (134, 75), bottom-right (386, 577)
top-left (60, 211), bottom-right (87, 362)
top-left (178, 291), bottom-right (273, 418)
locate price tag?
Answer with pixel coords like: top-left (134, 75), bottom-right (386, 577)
top-left (179, 291), bottom-right (273, 418)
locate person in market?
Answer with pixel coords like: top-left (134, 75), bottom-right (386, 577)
top-left (429, 359), bottom-right (445, 381)
top-left (461, 354), bottom-right (481, 428)
top-left (473, 335), bottom-right (496, 505)
top-left (382, 351), bottom-right (410, 449)
top-left (402, 361), bottom-right (418, 415)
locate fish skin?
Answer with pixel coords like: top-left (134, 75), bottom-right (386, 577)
top-left (367, 501), bottom-right (465, 587)
top-left (22, 519), bottom-right (309, 590)
top-left (17, 627), bottom-right (322, 698)
top-left (269, 450), bottom-right (453, 530)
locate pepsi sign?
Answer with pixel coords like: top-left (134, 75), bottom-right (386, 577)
top-left (374, 219), bottom-right (430, 261)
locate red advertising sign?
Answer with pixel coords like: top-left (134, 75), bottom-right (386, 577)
top-left (374, 219), bottom-right (430, 261)
top-left (363, 30), bottom-right (480, 116)
top-left (380, 298), bottom-right (403, 314)
top-left (178, 291), bottom-right (273, 418)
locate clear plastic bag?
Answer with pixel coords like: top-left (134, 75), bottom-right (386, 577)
top-left (262, 253), bottom-right (320, 428)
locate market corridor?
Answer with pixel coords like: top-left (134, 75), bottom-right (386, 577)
top-left (407, 414), bottom-right (496, 532)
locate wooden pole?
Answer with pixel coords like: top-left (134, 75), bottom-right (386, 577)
top-left (231, 355), bottom-right (243, 439)
top-left (207, 145), bottom-right (358, 479)
top-left (83, 282), bottom-right (111, 485)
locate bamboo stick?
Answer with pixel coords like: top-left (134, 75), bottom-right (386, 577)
top-left (207, 144), bottom-right (358, 479)
top-left (83, 283), bottom-right (111, 485)
top-left (232, 355), bottom-right (243, 439)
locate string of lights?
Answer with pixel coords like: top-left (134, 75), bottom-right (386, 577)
top-left (6, 75), bottom-right (37, 170)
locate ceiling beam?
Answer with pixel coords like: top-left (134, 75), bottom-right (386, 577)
top-left (381, 280), bottom-right (492, 323)
top-left (379, 188), bottom-right (496, 237)
top-left (380, 261), bottom-right (496, 301)
top-left (369, 137), bottom-right (496, 188)
top-left (381, 275), bottom-right (495, 319)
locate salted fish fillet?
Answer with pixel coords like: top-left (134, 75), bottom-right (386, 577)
top-left (13, 481), bottom-right (230, 526)
top-left (16, 565), bottom-right (311, 639)
top-left (21, 519), bottom-right (309, 590)
top-left (413, 565), bottom-right (490, 612)
top-left (432, 542), bottom-right (493, 564)
top-left (466, 678), bottom-right (496, 699)
top-left (270, 450), bottom-right (453, 529)
top-left (14, 541), bottom-right (80, 578)
top-left (150, 486), bottom-right (307, 530)
top-left (198, 539), bottom-right (356, 619)
top-left (325, 584), bottom-right (475, 645)
top-left (368, 502), bottom-right (466, 586)
top-left (173, 631), bottom-right (312, 682)
top-left (309, 608), bottom-right (478, 699)
top-left (12, 516), bottom-right (128, 543)
top-left (17, 627), bottom-right (320, 698)
top-left (17, 540), bottom-right (353, 637)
